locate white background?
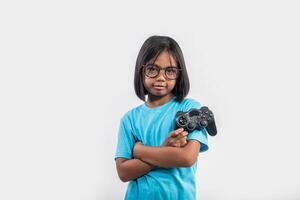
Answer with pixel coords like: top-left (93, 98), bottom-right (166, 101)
top-left (1, 0), bottom-right (300, 199)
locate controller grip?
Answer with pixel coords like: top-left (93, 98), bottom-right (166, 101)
top-left (206, 121), bottom-right (217, 136)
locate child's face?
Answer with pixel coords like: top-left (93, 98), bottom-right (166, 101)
top-left (143, 51), bottom-right (177, 98)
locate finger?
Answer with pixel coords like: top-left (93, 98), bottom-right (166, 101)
top-left (178, 136), bottom-right (187, 143)
top-left (169, 137), bottom-right (182, 147)
top-left (173, 141), bottom-right (181, 147)
top-left (180, 140), bottom-right (188, 147)
top-left (179, 131), bottom-right (188, 137)
top-left (170, 131), bottom-right (179, 137)
top-left (173, 131), bottom-right (188, 140)
top-left (170, 136), bottom-right (186, 146)
top-left (178, 136), bottom-right (187, 146)
top-left (171, 128), bottom-right (184, 137)
top-left (176, 127), bottom-right (185, 133)
top-left (168, 139), bottom-right (176, 147)
top-left (168, 137), bottom-right (176, 144)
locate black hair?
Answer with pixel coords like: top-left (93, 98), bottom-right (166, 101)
top-left (134, 35), bottom-right (190, 103)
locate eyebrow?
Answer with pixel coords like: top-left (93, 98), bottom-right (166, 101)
top-left (147, 63), bottom-right (178, 68)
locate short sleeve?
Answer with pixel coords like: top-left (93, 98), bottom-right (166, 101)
top-left (114, 114), bottom-right (136, 160)
top-left (184, 99), bottom-right (209, 153)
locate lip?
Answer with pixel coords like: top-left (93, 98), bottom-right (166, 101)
top-left (153, 84), bottom-right (166, 87)
top-left (153, 85), bottom-right (165, 90)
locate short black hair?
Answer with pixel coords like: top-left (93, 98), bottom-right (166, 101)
top-left (134, 35), bottom-right (190, 103)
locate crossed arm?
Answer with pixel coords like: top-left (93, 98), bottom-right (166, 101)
top-left (115, 139), bottom-right (201, 182)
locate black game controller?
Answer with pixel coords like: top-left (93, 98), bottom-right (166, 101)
top-left (175, 106), bottom-right (217, 136)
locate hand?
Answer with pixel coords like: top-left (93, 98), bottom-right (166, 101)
top-left (133, 141), bottom-right (143, 159)
top-left (162, 128), bottom-right (188, 148)
top-left (133, 141), bottom-right (156, 169)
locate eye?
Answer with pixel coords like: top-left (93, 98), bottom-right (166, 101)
top-left (166, 67), bottom-right (178, 74)
top-left (147, 66), bottom-right (157, 71)
top-left (144, 64), bottom-right (159, 77)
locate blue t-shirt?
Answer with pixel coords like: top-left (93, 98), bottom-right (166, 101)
top-left (115, 96), bottom-right (209, 200)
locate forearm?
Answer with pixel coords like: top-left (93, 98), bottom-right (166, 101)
top-left (134, 145), bottom-right (191, 168)
top-left (116, 158), bottom-right (155, 182)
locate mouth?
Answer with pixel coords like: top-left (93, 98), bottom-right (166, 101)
top-left (153, 85), bottom-right (166, 90)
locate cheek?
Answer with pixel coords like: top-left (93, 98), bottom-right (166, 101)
top-left (143, 77), bottom-right (150, 84)
top-left (143, 77), bottom-right (153, 89)
top-left (168, 81), bottom-right (176, 89)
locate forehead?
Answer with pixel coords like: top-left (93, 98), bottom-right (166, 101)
top-left (150, 51), bottom-right (177, 67)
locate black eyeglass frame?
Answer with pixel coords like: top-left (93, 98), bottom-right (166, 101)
top-left (142, 64), bottom-right (182, 80)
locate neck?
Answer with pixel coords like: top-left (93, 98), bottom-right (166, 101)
top-left (146, 94), bottom-right (174, 108)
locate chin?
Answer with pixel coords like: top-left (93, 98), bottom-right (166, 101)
top-left (150, 90), bottom-right (171, 97)
top-left (151, 89), bottom-right (166, 95)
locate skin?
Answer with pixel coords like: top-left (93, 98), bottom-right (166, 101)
top-left (143, 51), bottom-right (189, 148)
top-left (143, 50), bottom-right (177, 108)
top-left (115, 50), bottom-right (201, 182)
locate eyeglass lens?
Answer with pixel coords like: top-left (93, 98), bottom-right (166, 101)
top-left (144, 64), bottom-right (179, 79)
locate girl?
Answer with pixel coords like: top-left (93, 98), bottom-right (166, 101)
top-left (115, 35), bottom-right (209, 200)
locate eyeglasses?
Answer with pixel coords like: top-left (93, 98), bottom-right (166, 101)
top-left (142, 64), bottom-right (182, 80)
